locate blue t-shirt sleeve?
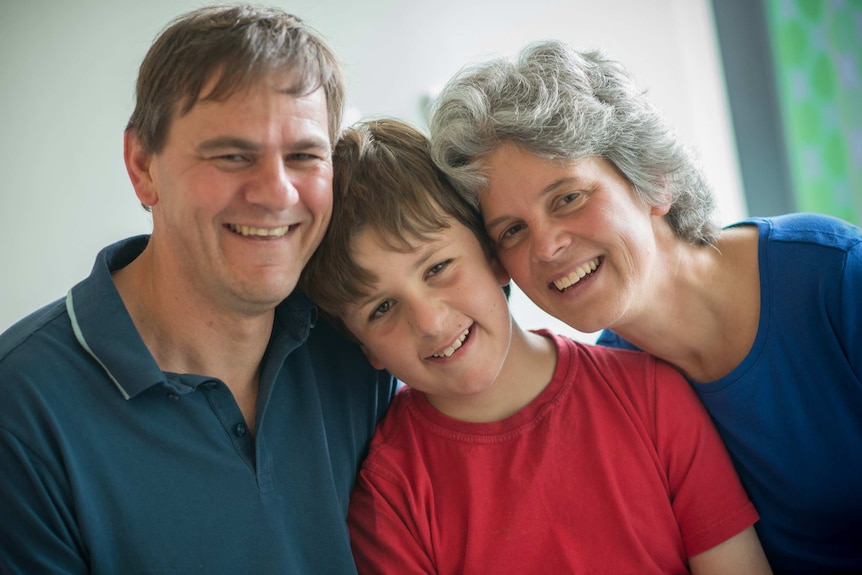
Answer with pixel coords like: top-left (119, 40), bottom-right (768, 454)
top-left (839, 239), bottom-right (862, 380)
top-left (595, 329), bottom-right (641, 352)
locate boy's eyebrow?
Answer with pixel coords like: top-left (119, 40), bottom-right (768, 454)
top-left (484, 177), bottom-right (579, 231)
top-left (348, 240), bottom-right (443, 312)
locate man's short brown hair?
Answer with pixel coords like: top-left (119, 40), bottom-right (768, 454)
top-left (126, 4), bottom-right (344, 155)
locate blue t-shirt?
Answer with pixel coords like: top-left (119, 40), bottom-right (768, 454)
top-left (0, 236), bottom-right (396, 574)
top-left (598, 214), bottom-right (862, 573)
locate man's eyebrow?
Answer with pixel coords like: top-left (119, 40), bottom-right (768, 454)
top-left (196, 137), bottom-right (260, 153)
top-left (289, 138), bottom-right (333, 154)
top-left (484, 177), bottom-right (578, 231)
top-left (196, 136), bottom-right (332, 154)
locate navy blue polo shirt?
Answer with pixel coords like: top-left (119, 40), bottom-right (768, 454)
top-left (0, 236), bottom-right (396, 574)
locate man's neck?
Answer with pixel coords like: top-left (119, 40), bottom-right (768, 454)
top-left (111, 245), bottom-right (274, 428)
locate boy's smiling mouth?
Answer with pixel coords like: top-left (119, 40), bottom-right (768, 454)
top-left (552, 257), bottom-right (602, 292)
top-left (431, 327), bottom-right (471, 358)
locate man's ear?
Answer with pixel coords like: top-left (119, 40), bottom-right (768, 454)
top-left (124, 130), bottom-right (158, 208)
top-left (360, 344), bottom-right (386, 370)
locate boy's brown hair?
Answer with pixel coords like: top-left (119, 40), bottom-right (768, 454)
top-left (300, 118), bottom-right (489, 335)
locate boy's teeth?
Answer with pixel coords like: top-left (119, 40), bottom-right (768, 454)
top-left (553, 257), bottom-right (600, 291)
top-left (432, 328), bottom-right (470, 358)
top-left (228, 224), bottom-right (290, 237)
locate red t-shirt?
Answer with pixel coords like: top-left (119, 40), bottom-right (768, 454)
top-left (348, 332), bottom-right (758, 574)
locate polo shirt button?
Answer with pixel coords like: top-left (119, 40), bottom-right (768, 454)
top-left (235, 423), bottom-right (247, 437)
top-left (202, 382), bottom-right (217, 391)
top-left (167, 392), bottom-right (180, 400)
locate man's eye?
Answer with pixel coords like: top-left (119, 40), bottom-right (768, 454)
top-left (286, 153), bottom-right (319, 162)
top-left (215, 154), bottom-right (250, 164)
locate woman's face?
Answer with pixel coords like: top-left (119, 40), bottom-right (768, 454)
top-left (479, 142), bottom-right (669, 333)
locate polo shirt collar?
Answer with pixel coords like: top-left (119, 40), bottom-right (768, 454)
top-left (65, 235), bottom-right (316, 400)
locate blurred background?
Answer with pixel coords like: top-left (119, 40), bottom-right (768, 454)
top-left (1, 0), bottom-right (859, 338)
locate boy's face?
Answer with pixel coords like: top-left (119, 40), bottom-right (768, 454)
top-left (342, 219), bottom-right (514, 414)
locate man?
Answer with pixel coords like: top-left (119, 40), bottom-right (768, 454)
top-left (0, 5), bottom-right (395, 573)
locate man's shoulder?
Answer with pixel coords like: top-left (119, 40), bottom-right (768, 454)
top-left (0, 297), bottom-right (70, 370)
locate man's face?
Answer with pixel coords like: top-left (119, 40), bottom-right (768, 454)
top-left (130, 76), bottom-right (333, 315)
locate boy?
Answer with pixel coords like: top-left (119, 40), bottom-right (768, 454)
top-left (300, 119), bottom-right (771, 574)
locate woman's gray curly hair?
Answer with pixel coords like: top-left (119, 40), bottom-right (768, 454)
top-left (428, 39), bottom-right (719, 245)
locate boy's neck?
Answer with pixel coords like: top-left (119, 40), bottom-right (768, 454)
top-left (426, 326), bottom-right (557, 423)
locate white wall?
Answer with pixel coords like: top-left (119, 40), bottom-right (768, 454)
top-left (0, 0), bottom-right (745, 340)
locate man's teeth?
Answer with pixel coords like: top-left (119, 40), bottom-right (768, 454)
top-left (228, 224), bottom-right (290, 237)
top-left (553, 257), bottom-right (600, 291)
top-left (432, 328), bottom-right (470, 358)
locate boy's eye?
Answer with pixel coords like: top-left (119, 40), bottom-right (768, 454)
top-left (425, 259), bottom-right (451, 278)
top-left (369, 300), bottom-right (393, 320)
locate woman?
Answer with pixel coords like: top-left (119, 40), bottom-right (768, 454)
top-left (428, 39), bottom-right (862, 574)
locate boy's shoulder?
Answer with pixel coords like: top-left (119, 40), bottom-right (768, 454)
top-left (546, 330), bottom-right (692, 406)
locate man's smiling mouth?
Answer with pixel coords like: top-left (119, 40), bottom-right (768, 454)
top-left (226, 224), bottom-right (292, 237)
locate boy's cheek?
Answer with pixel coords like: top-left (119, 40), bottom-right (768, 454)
top-left (360, 344), bottom-right (386, 370)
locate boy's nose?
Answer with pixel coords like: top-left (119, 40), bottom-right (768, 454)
top-left (408, 298), bottom-right (445, 337)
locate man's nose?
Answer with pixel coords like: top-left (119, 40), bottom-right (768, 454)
top-left (245, 156), bottom-right (300, 210)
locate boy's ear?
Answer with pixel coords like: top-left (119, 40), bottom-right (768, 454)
top-left (124, 130), bottom-right (159, 208)
top-left (360, 344), bottom-right (386, 370)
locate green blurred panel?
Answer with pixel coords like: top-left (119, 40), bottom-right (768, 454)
top-left (765, 0), bottom-right (862, 225)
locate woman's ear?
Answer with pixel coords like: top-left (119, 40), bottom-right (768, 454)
top-left (648, 186), bottom-right (673, 217)
top-left (124, 130), bottom-right (158, 208)
top-left (650, 200), bottom-right (671, 217)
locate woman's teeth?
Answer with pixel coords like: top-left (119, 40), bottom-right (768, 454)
top-left (553, 257), bottom-right (600, 291)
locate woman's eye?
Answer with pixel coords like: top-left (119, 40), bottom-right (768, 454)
top-left (558, 192), bottom-right (581, 207)
top-left (499, 223), bottom-right (525, 243)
